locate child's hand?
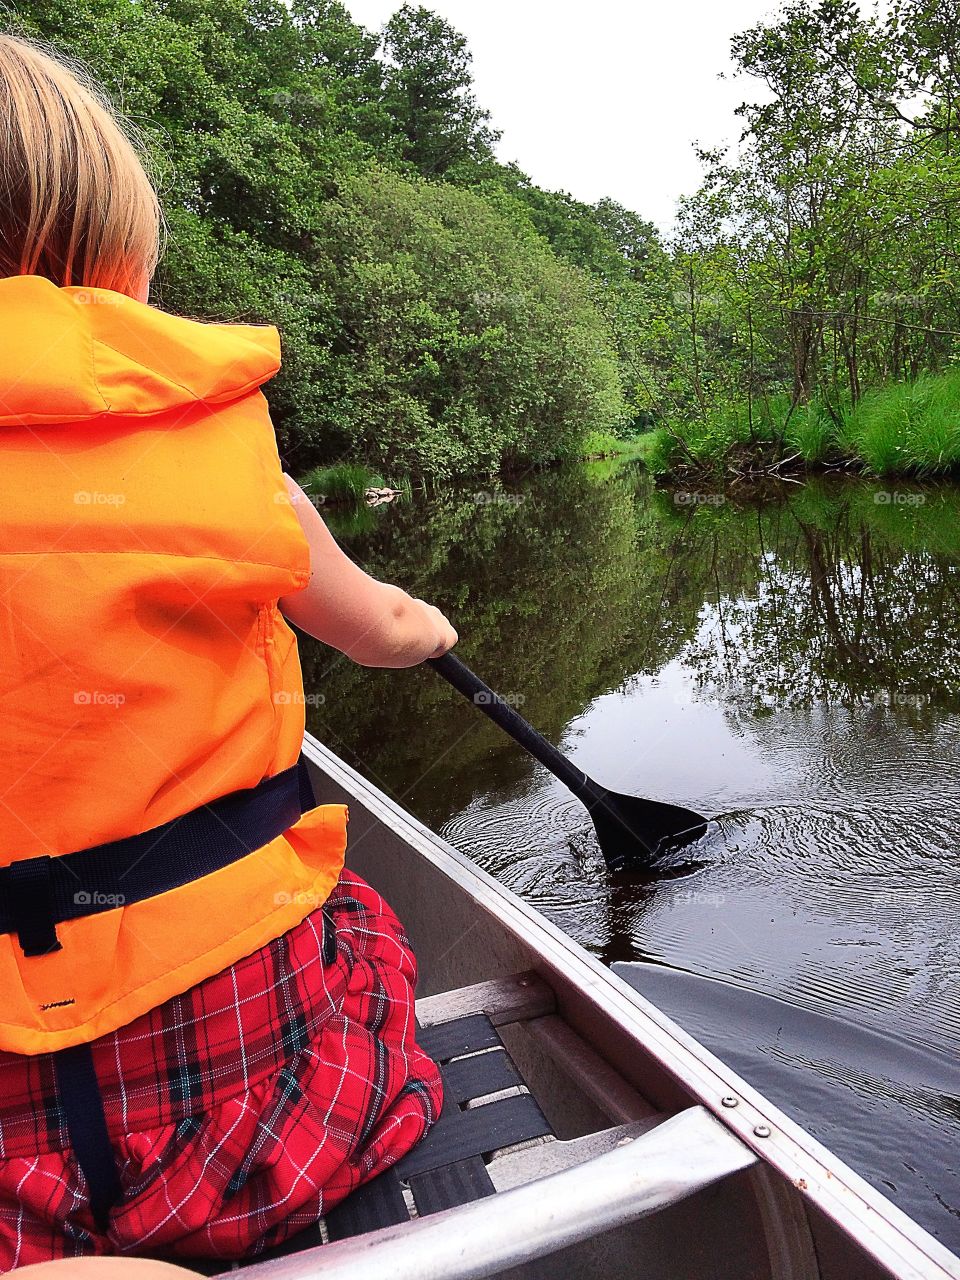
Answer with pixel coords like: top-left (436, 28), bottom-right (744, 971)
top-left (411, 598), bottom-right (458, 660)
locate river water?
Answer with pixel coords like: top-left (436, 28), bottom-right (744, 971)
top-left (298, 462), bottom-right (960, 1250)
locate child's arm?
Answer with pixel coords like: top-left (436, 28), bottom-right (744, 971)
top-left (278, 474), bottom-right (458, 668)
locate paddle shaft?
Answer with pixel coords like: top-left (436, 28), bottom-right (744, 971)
top-left (425, 652), bottom-right (606, 809)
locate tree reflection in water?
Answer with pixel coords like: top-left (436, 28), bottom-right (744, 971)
top-left (299, 468), bottom-right (960, 826)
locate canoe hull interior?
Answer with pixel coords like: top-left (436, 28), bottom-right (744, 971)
top-left (301, 734), bottom-right (959, 1280)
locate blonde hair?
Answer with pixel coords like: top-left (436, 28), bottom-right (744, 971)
top-left (0, 33), bottom-right (161, 296)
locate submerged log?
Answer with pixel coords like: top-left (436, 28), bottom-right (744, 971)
top-left (364, 487), bottom-right (403, 506)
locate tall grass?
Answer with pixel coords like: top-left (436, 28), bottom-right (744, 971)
top-left (300, 462), bottom-right (386, 505)
top-left (577, 429), bottom-right (631, 457)
top-left (643, 427), bottom-right (680, 475)
top-left (649, 369), bottom-right (960, 478)
top-left (785, 397), bottom-right (841, 464)
top-left (644, 395), bottom-right (793, 474)
top-left (841, 370), bottom-right (960, 475)
top-left (559, 429), bottom-right (654, 462)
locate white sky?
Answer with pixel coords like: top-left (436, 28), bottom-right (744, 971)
top-left (345, 0), bottom-right (785, 234)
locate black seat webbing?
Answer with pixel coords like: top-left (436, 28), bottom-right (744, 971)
top-left (320, 1014), bottom-right (552, 1242)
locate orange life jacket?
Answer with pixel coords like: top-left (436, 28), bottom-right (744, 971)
top-left (0, 275), bottom-right (347, 1055)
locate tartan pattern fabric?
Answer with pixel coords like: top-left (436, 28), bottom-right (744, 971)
top-left (0, 870), bottom-right (443, 1269)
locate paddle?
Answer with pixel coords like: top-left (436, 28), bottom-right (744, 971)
top-left (425, 652), bottom-right (709, 872)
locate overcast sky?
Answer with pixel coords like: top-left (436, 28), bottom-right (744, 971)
top-left (345, 0), bottom-right (784, 235)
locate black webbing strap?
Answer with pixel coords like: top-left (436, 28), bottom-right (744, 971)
top-left (53, 1042), bottom-right (123, 1232)
top-left (298, 754), bottom-right (317, 811)
top-left (0, 756), bottom-right (314, 957)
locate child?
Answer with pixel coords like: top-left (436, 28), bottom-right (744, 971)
top-left (0, 32), bottom-right (455, 1268)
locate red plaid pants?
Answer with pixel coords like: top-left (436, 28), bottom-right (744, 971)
top-left (0, 870), bottom-right (442, 1269)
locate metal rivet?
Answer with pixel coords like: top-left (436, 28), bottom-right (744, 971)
top-left (721, 1095), bottom-right (739, 1108)
top-left (753, 1124), bottom-right (771, 1138)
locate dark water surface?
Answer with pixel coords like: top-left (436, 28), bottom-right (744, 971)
top-left (299, 463), bottom-right (960, 1249)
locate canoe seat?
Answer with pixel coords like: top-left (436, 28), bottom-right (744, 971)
top-left (194, 1009), bottom-right (556, 1272)
top-left (172, 973), bottom-right (756, 1277)
top-left (327, 1011), bottom-right (556, 1236)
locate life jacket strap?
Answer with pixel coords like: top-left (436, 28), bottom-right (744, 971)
top-left (50, 902), bottom-right (336, 1233)
top-left (23, 753), bottom-right (322, 1232)
top-left (53, 1043), bottom-right (123, 1232)
top-left (0, 755), bottom-right (314, 958)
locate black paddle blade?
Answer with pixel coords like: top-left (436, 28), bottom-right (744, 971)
top-left (587, 790), bottom-right (709, 873)
top-left (424, 653), bottom-right (710, 874)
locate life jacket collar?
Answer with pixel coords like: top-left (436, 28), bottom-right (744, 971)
top-left (0, 274), bottom-right (281, 427)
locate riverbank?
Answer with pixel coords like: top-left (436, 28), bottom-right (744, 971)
top-left (570, 432), bottom-right (656, 463)
top-left (300, 367), bottom-right (960, 502)
top-left (645, 369), bottom-right (960, 481)
top-left (299, 435), bottom-right (654, 505)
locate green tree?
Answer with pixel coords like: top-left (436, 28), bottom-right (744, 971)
top-left (647, 0), bottom-right (960, 476)
top-left (379, 3), bottom-right (500, 179)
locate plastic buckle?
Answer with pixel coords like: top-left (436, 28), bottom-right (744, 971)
top-left (4, 855), bottom-right (63, 956)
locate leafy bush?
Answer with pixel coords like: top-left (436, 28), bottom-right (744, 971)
top-left (307, 167), bottom-right (627, 480)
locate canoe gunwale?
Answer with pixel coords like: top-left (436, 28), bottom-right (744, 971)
top-left (232, 1106), bottom-right (758, 1280)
